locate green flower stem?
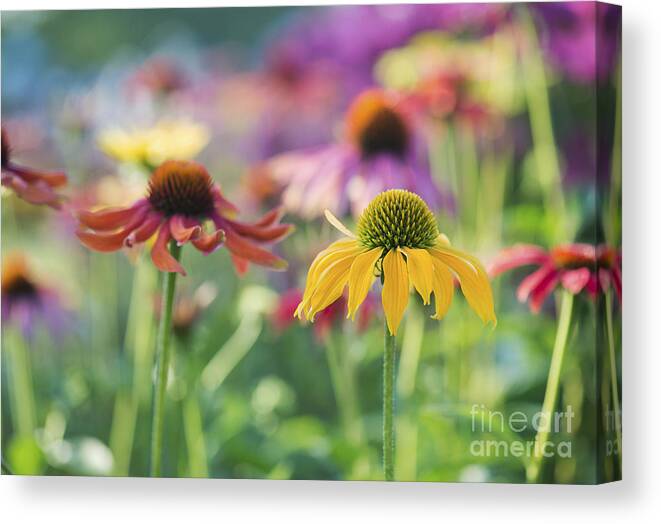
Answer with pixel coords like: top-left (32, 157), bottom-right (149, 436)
top-left (325, 335), bottom-right (363, 446)
top-left (518, 6), bottom-right (567, 242)
top-left (605, 290), bottom-right (623, 472)
top-left (109, 256), bottom-right (156, 476)
top-left (4, 328), bottom-right (36, 438)
top-left (396, 304), bottom-right (425, 480)
top-left (383, 321), bottom-right (397, 481)
top-left (150, 241), bottom-right (181, 477)
top-left (182, 388), bottom-right (209, 478)
top-left (527, 290), bottom-right (574, 483)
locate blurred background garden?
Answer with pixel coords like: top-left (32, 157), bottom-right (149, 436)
top-left (1, 2), bottom-right (621, 483)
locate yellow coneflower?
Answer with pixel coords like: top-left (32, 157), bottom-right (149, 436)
top-left (98, 119), bottom-right (210, 168)
top-left (295, 189), bottom-right (495, 481)
top-left (295, 189), bottom-right (496, 336)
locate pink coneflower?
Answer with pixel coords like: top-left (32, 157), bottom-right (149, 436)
top-left (76, 160), bottom-right (292, 276)
top-left (266, 88), bottom-right (450, 219)
top-left (1, 128), bottom-right (67, 208)
top-left (490, 243), bottom-right (622, 313)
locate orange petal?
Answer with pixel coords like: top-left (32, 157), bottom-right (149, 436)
top-left (170, 214), bottom-right (202, 245)
top-left (225, 219), bottom-right (293, 242)
top-left (77, 228), bottom-right (131, 252)
top-left (192, 228), bottom-right (225, 254)
top-left (124, 213), bottom-right (163, 247)
top-left (224, 229), bottom-right (287, 271)
top-left (151, 221), bottom-right (186, 275)
top-left (253, 206), bottom-right (284, 227)
top-left (78, 201), bottom-right (147, 231)
top-left (231, 254), bottom-right (250, 275)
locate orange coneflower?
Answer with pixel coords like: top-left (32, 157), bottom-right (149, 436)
top-left (75, 159), bottom-right (292, 478)
top-left (76, 159), bottom-right (293, 276)
top-left (1, 128), bottom-right (67, 208)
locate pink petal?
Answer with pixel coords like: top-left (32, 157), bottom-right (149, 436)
top-left (489, 244), bottom-right (550, 276)
top-left (516, 263), bottom-right (558, 303)
top-left (529, 271), bottom-right (561, 313)
top-left (560, 267), bottom-right (592, 295)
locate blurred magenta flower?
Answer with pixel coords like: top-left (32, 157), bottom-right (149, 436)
top-left (272, 287), bottom-right (377, 342)
top-left (265, 88), bottom-right (451, 219)
top-left (490, 243), bottom-right (622, 313)
top-left (534, 2), bottom-right (621, 83)
top-left (76, 160), bottom-right (293, 276)
top-left (1, 252), bottom-right (69, 340)
top-left (1, 128), bottom-right (67, 208)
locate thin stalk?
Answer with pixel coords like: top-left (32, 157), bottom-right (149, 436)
top-left (150, 241), bottom-right (181, 477)
top-left (605, 290), bottom-right (623, 473)
top-left (383, 321), bottom-right (396, 481)
top-left (518, 6), bottom-right (567, 242)
top-left (182, 389), bottom-right (209, 478)
top-left (325, 335), bottom-right (363, 445)
top-left (4, 328), bottom-right (36, 438)
top-left (395, 305), bottom-right (424, 480)
top-left (109, 256), bottom-right (157, 475)
top-left (527, 290), bottom-right (574, 483)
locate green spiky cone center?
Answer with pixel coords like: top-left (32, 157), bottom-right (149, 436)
top-left (356, 189), bottom-right (439, 251)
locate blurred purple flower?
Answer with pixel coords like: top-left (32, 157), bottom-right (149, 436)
top-left (264, 88), bottom-right (452, 219)
top-left (1, 253), bottom-right (69, 340)
top-left (534, 2), bottom-right (621, 83)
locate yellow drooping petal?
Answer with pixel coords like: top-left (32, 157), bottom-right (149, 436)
top-left (324, 209), bottom-right (357, 238)
top-left (402, 247), bottom-right (434, 305)
top-left (430, 244), bottom-right (496, 325)
top-left (295, 238), bottom-right (360, 317)
top-left (381, 249), bottom-right (410, 336)
top-left (430, 256), bottom-right (454, 320)
top-left (305, 253), bottom-right (357, 319)
top-left (347, 247), bottom-right (382, 319)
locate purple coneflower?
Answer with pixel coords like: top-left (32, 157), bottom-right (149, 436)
top-left (266, 88), bottom-right (450, 219)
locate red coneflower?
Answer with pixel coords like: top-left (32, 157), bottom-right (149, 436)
top-left (490, 243), bottom-right (622, 313)
top-left (1, 128), bottom-right (67, 208)
top-left (76, 159), bottom-right (293, 276)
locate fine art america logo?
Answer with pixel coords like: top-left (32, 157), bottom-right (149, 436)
top-left (469, 404), bottom-right (575, 458)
